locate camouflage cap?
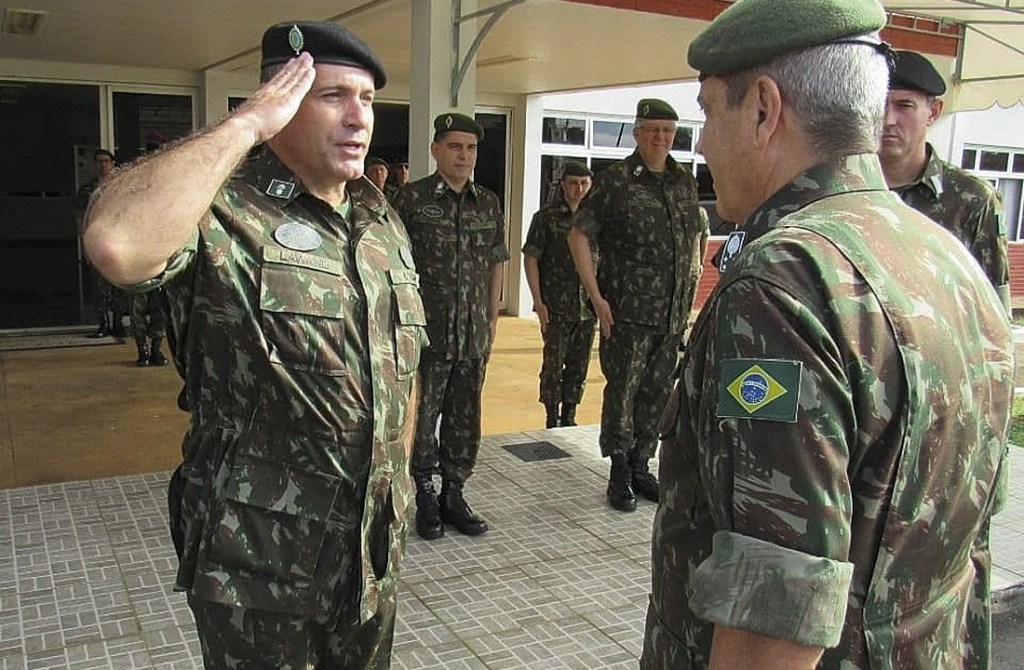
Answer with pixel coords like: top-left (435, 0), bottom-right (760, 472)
top-left (688, 0), bottom-right (887, 78)
top-left (433, 112), bottom-right (485, 141)
top-left (636, 98), bottom-right (678, 121)
top-left (261, 21), bottom-right (387, 89)
top-left (890, 50), bottom-right (947, 96)
top-left (561, 160), bottom-right (593, 178)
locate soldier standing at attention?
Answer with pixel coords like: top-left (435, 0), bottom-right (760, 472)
top-left (567, 99), bottom-right (708, 512)
top-left (643, 1), bottom-right (1013, 668)
top-left (393, 113), bottom-right (509, 541)
top-left (879, 49), bottom-right (1011, 314)
top-left (83, 21), bottom-right (426, 669)
top-left (522, 160), bottom-right (597, 429)
top-left (384, 156), bottom-right (409, 204)
top-left (364, 156), bottom-right (390, 193)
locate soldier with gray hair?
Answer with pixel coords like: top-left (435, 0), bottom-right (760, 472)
top-left (568, 99), bottom-right (708, 513)
top-left (643, 0), bottom-right (1013, 668)
top-left (83, 20), bottom-right (425, 669)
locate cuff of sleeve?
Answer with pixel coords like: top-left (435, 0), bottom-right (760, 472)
top-left (689, 531), bottom-right (853, 648)
top-left (117, 246), bottom-right (194, 294)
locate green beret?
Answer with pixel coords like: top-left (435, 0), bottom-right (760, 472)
top-left (561, 160), bottom-right (593, 179)
top-left (688, 0), bottom-right (887, 78)
top-left (261, 21), bottom-right (387, 89)
top-left (890, 50), bottom-right (946, 96)
top-left (433, 112), bottom-right (485, 141)
top-left (365, 157), bottom-right (389, 169)
top-left (636, 98), bottom-right (678, 121)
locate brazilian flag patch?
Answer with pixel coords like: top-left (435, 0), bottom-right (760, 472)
top-left (717, 359), bottom-right (801, 423)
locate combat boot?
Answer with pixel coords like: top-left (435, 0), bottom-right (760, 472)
top-left (559, 402), bottom-right (578, 427)
top-left (135, 338), bottom-right (150, 367)
top-left (607, 454), bottom-right (637, 512)
top-left (630, 455), bottom-right (660, 502)
top-left (149, 338), bottom-right (169, 366)
top-left (440, 479), bottom-right (489, 536)
top-left (545, 402), bottom-right (560, 429)
top-left (414, 475), bottom-right (444, 541)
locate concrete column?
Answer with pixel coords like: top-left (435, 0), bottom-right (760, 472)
top-left (409, 0), bottom-right (477, 181)
top-left (517, 94), bottom-right (545, 317)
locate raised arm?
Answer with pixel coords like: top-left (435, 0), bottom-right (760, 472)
top-left (83, 53), bottom-right (317, 285)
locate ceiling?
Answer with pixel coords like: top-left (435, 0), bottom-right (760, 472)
top-left (0, 0), bottom-right (1022, 110)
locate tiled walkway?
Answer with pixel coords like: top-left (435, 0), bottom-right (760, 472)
top-left (3, 426), bottom-right (1024, 669)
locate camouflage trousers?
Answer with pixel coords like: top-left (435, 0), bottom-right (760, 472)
top-left (90, 268), bottom-right (127, 325)
top-left (538, 315), bottom-right (596, 405)
top-left (187, 589), bottom-right (397, 670)
top-left (598, 323), bottom-right (682, 459)
top-left (130, 289), bottom-right (167, 339)
top-left (412, 353), bottom-right (486, 482)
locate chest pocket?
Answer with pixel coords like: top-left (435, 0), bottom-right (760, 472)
top-left (390, 265), bottom-right (426, 379)
top-left (259, 246), bottom-right (347, 376)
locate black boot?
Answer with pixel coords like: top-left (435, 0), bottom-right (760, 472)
top-left (414, 475), bottom-right (444, 541)
top-left (630, 455), bottom-right (660, 502)
top-left (149, 338), bottom-right (169, 366)
top-left (559, 402), bottom-right (578, 427)
top-left (440, 479), bottom-right (488, 536)
top-left (607, 454), bottom-right (637, 512)
top-left (545, 402), bottom-right (561, 429)
top-left (135, 338), bottom-right (150, 367)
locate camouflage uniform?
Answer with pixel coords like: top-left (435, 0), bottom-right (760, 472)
top-left (572, 150), bottom-right (708, 460)
top-left (522, 196), bottom-right (597, 406)
top-left (129, 290), bottom-right (166, 339)
top-left (393, 172), bottom-right (509, 483)
top-left (894, 142), bottom-right (1011, 312)
top-left (140, 148), bottom-right (425, 668)
top-left (642, 154), bottom-right (1013, 670)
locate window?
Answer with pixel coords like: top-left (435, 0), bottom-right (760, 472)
top-left (961, 148), bottom-right (977, 170)
top-left (593, 120), bottom-right (636, 149)
top-left (1014, 154), bottom-right (1024, 174)
top-left (980, 150), bottom-right (1010, 172)
top-left (542, 117), bottom-right (585, 145)
top-left (673, 126), bottom-right (694, 152)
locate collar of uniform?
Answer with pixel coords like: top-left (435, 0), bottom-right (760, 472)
top-left (429, 171), bottom-right (478, 200)
top-left (625, 150), bottom-right (682, 181)
top-left (346, 175), bottom-right (389, 222)
top-left (740, 153), bottom-right (888, 247)
top-left (242, 147), bottom-right (310, 206)
top-left (906, 142), bottom-right (945, 200)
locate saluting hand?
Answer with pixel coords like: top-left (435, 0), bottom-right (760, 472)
top-left (233, 53), bottom-right (317, 144)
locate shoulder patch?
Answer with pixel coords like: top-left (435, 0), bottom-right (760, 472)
top-left (717, 358), bottom-right (801, 423)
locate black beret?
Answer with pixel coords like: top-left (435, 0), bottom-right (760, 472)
top-left (636, 99), bottom-right (678, 121)
top-left (365, 157), bottom-right (389, 169)
top-left (688, 0), bottom-right (887, 78)
top-left (390, 156), bottom-right (409, 166)
top-left (433, 112), bottom-right (485, 141)
top-left (890, 50), bottom-right (947, 96)
top-left (561, 160), bottom-right (593, 178)
top-left (261, 21), bottom-right (387, 89)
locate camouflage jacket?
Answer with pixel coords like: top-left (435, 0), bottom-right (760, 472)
top-left (650, 154), bottom-right (1013, 669)
top-left (572, 150), bottom-right (707, 334)
top-left (522, 196), bottom-right (596, 321)
top-left (895, 143), bottom-right (1010, 311)
top-left (136, 148), bottom-right (426, 623)
top-left (393, 172), bottom-right (509, 361)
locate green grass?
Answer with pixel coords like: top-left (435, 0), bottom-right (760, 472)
top-left (1011, 397), bottom-right (1024, 448)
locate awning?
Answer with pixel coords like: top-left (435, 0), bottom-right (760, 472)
top-left (883, 0), bottom-right (1024, 110)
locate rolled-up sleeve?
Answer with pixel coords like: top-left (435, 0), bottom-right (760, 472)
top-left (690, 530), bottom-right (853, 647)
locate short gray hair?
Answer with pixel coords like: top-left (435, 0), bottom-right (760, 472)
top-left (722, 41), bottom-right (889, 158)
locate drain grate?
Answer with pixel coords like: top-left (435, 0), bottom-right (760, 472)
top-left (502, 441), bottom-right (572, 462)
